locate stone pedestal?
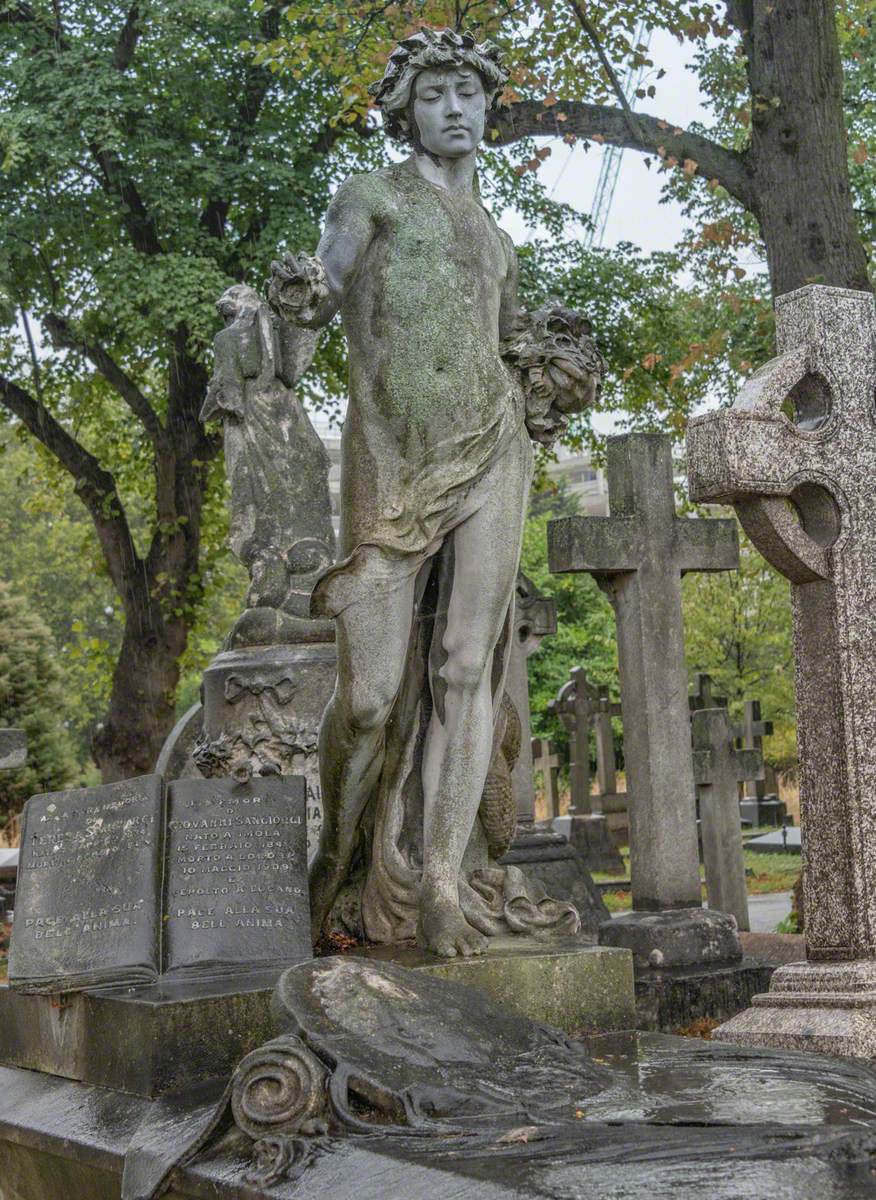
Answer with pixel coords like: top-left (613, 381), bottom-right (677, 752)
top-left (355, 936), bottom-right (635, 1035)
top-left (599, 908), bottom-right (742, 970)
top-left (714, 960), bottom-right (876, 1058)
top-left (598, 908), bottom-right (754, 1032)
top-left (599, 909), bottom-right (771, 1032)
top-left (0, 973), bottom-right (283, 1099)
top-left (500, 826), bottom-right (610, 933)
top-left (194, 641), bottom-right (336, 858)
top-left (554, 812), bottom-right (625, 874)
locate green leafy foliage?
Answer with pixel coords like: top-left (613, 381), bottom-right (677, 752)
top-left (0, 579), bottom-right (79, 824)
top-left (682, 518), bottom-right (796, 770)
top-left (520, 482), bottom-right (617, 751)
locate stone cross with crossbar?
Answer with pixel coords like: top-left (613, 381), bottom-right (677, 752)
top-left (688, 673), bottom-right (728, 712)
top-left (549, 433), bottom-right (739, 912)
top-left (736, 699), bottom-right (774, 802)
top-left (530, 737), bottom-right (561, 820)
top-left (689, 285), bottom-right (876, 1057)
top-left (692, 707), bottom-right (763, 932)
top-left (547, 666), bottom-right (600, 816)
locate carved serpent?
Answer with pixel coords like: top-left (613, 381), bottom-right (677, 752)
top-left (478, 691), bottom-right (522, 860)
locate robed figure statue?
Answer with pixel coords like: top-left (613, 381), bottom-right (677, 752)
top-left (268, 29), bottom-right (605, 957)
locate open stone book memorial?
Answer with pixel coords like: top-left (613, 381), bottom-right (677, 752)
top-left (2, 29), bottom-right (876, 1200)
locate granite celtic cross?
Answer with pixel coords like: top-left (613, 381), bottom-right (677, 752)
top-left (549, 433), bottom-right (739, 911)
top-left (688, 284), bottom-right (876, 965)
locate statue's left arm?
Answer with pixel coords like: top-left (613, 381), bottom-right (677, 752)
top-left (268, 174), bottom-right (382, 329)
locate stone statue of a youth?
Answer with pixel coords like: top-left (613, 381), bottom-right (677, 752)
top-left (269, 30), bottom-right (602, 957)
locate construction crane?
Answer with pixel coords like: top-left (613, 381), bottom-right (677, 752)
top-left (584, 18), bottom-right (652, 249)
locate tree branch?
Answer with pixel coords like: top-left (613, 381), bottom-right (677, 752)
top-left (44, 313), bottom-right (165, 444)
top-left (0, 374), bottom-right (142, 598)
top-left (0, 2), bottom-right (35, 23)
top-left (566, 0), bottom-right (647, 144)
top-left (491, 100), bottom-right (756, 210)
top-left (198, 3), bottom-right (284, 239)
top-left (112, 3), bottom-right (141, 72)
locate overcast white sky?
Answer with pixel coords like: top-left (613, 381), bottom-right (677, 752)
top-left (499, 28), bottom-right (711, 252)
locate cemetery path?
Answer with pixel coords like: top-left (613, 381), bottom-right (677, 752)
top-left (747, 891), bottom-right (792, 933)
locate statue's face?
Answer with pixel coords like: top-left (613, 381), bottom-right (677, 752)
top-left (412, 66), bottom-right (487, 157)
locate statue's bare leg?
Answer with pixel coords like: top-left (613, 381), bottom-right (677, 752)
top-left (417, 441), bottom-right (530, 957)
top-left (310, 569), bottom-right (416, 943)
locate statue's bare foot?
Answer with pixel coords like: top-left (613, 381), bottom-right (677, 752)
top-left (417, 899), bottom-right (488, 958)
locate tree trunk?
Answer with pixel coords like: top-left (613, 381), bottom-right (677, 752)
top-left (740, 0), bottom-right (871, 296)
top-left (93, 610), bottom-right (190, 781)
top-left (92, 354), bottom-right (212, 782)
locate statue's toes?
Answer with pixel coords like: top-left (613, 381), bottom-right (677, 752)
top-left (456, 927), bottom-right (488, 958)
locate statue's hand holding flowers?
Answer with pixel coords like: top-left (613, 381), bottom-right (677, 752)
top-left (267, 252), bottom-right (330, 328)
top-left (501, 301), bottom-right (607, 447)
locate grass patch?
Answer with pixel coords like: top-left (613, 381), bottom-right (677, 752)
top-left (743, 851), bottom-right (800, 895)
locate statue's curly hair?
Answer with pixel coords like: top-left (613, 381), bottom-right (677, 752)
top-left (368, 28), bottom-right (509, 144)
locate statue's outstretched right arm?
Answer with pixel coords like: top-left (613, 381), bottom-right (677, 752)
top-left (267, 175), bottom-right (381, 329)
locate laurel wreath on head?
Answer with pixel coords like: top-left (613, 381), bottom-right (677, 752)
top-left (368, 28), bottom-right (509, 143)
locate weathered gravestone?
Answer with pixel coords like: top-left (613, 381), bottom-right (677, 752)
top-left (692, 707), bottom-right (761, 932)
top-left (8, 774), bottom-right (310, 992)
top-left (547, 667), bottom-right (625, 873)
top-left (8, 775), bottom-right (164, 992)
top-left (549, 433), bottom-right (741, 966)
top-left (163, 777), bottom-right (310, 979)
top-left (506, 572), bottom-right (557, 829)
top-left (531, 736), bottom-right (561, 819)
top-left (499, 580), bottom-right (609, 931)
top-left (548, 667), bottom-right (598, 814)
top-left (688, 283), bottom-right (876, 1057)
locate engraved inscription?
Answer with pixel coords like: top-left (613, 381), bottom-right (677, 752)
top-left (8, 775), bottom-right (164, 992)
top-left (163, 776), bottom-right (311, 975)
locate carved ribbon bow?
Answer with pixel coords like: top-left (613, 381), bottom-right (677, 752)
top-left (224, 674), bottom-right (297, 706)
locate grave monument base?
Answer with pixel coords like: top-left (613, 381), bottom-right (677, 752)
top-left (598, 907), bottom-right (742, 969)
top-left (2, 1026), bottom-right (876, 1200)
top-left (597, 908), bottom-right (772, 1031)
top-left (714, 959), bottom-right (876, 1059)
top-left (500, 824), bottom-right (611, 933)
top-left (0, 939), bottom-right (635, 1103)
top-left (553, 812), bottom-right (626, 874)
top-left (634, 957), bottom-right (775, 1032)
top-left (0, 971), bottom-right (286, 1099)
top-left (353, 935), bottom-right (635, 1034)
top-left (739, 794), bottom-right (787, 828)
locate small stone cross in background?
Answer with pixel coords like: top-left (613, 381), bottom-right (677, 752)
top-left (736, 699), bottom-right (774, 801)
top-left (594, 688), bottom-right (622, 801)
top-left (688, 673), bottom-right (728, 712)
top-left (547, 667), bottom-right (600, 815)
top-left (530, 737), bottom-right (561, 820)
top-left (692, 708), bottom-right (762, 932)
